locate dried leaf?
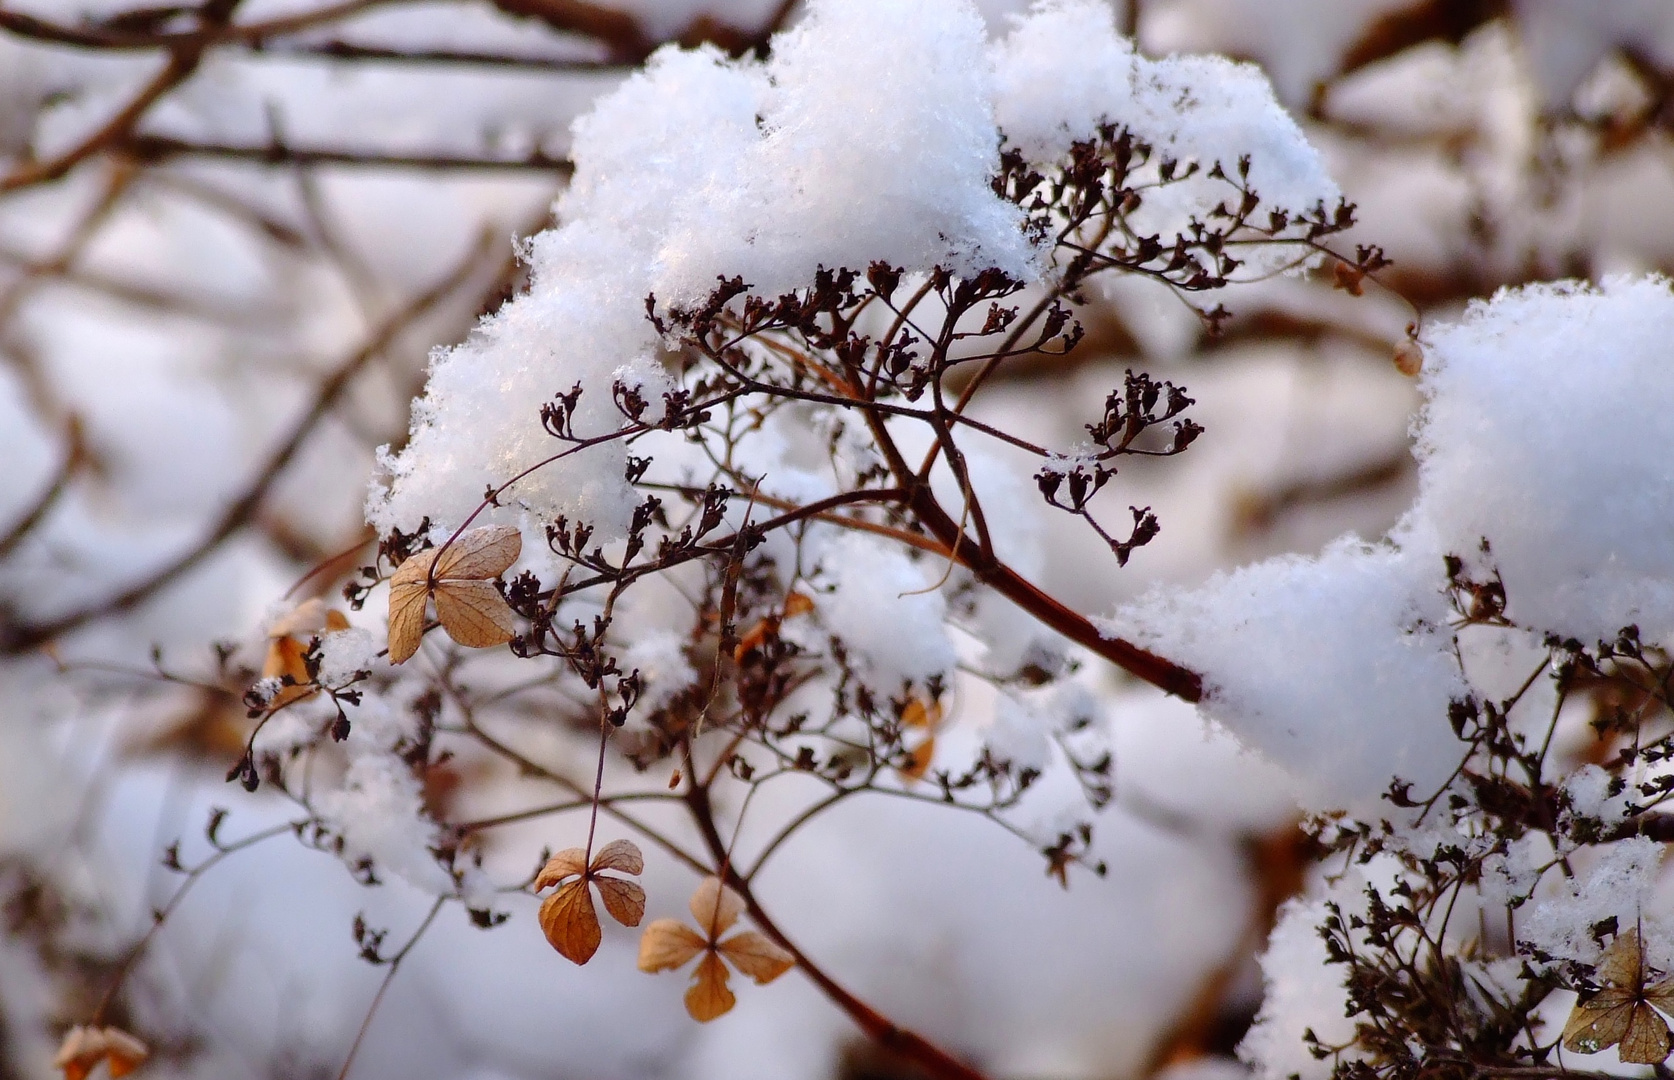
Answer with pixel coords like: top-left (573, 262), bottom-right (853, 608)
top-left (685, 951), bottom-right (736, 1022)
top-left (595, 876), bottom-right (647, 927)
top-left (539, 879), bottom-right (602, 965)
top-left (102, 1028), bottom-right (149, 1078)
top-left (901, 737), bottom-right (936, 781)
top-left (900, 698), bottom-right (941, 729)
top-left (717, 931), bottom-right (795, 984)
top-left (534, 848), bottom-right (588, 890)
top-left (782, 591), bottom-right (816, 618)
top-left (434, 579), bottom-right (518, 648)
top-left (689, 876), bottom-right (743, 937)
top-left (590, 838), bottom-right (644, 876)
top-left (434, 524), bottom-right (521, 580)
top-left (638, 918), bottom-right (707, 972)
top-left (386, 577), bottom-right (430, 664)
top-left (261, 635), bottom-right (314, 706)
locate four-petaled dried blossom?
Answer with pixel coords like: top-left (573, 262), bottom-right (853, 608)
top-left (55, 1025), bottom-right (148, 1080)
top-left (1563, 928), bottom-right (1674, 1064)
top-left (387, 524), bottom-right (522, 663)
top-left (263, 597), bottom-right (349, 706)
top-left (536, 838), bottom-right (646, 965)
top-left (638, 876), bottom-right (795, 1021)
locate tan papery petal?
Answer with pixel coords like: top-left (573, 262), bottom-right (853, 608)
top-left (638, 918), bottom-right (706, 972)
top-left (386, 578), bottom-right (430, 664)
top-left (102, 1027), bottom-right (149, 1078)
top-left (589, 838), bottom-right (644, 876)
top-left (539, 879), bottom-right (602, 965)
top-left (434, 580), bottom-right (518, 648)
top-left (1621, 1004), bottom-right (1673, 1064)
top-left (685, 951), bottom-right (736, 1022)
top-left (595, 876), bottom-right (647, 927)
top-left (434, 524), bottom-right (521, 580)
top-left (389, 547), bottom-right (439, 587)
top-left (718, 931), bottom-right (795, 984)
top-left (1564, 990), bottom-right (1636, 1055)
top-left (534, 848), bottom-right (588, 891)
top-left (688, 876), bottom-right (743, 938)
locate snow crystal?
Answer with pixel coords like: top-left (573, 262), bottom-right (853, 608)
top-left (316, 754), bottom-right (455, 895)
top-left (317, 627), bottom-right (379, 685)
top-left (1110, 538), bottom-right (1465, 811)
top-left (1408, 276), bottom-right (1674, 644)
top-left (812, 531), bottom-right (956, 689)
top-left (1241, 894), bottom-right (1360, 1080)
top-left (374, 0), bottom-right (1338, 542)
top-left (1517, 837), bottom-right (1667, 967)
top-left (994, 0), bottom-right (1339, 219)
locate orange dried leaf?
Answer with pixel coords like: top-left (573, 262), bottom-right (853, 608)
top-left (102, 1028), bottom-right (149, 1078)
top-left (434, 524), bottom-right (521, 580)
top-left (433, 579), bottom-right (518, 648)
top-left (534, 848), bottom-right (588, 890)
top-left (689, 876), bottom-right (743, 937)
top-left (732, 618), bottom-right (770, 661)
top-left (595, 876), bottom-right (647, 927)
top-left (386, 578), bottom-right (430, 664)
top-left (590, 838), bottom-right (644, 876)
top-left (261, 635), bottom-right (314, 706)
top-left (324, 609), bottom-right (350, 632)
top-left (638, 918), bottom-right (706, 972)
top-left (782, 591), bottom-right (815, 618)
top-left (717, 931), bottom-right (795, 984)
top-left (901, 737), bottom-right (936, 781)
top-left (539, 879), bottom-right (602, 965)
top-left (685, 951), bottom-right (737, 1022)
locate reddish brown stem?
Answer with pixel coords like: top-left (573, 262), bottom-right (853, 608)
top-left (683, 779), bottom-right (991, 1080)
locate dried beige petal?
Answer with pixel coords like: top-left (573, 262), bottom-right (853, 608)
top-left (386, 577), bottom-right (430, 664)
top-left (539, 879), bottom-right (602, 965)
top-left (1620, 1005), bottom-right (1672, 1064)
top-left (718, 931), bottom-right (795, 984)
top-left (590, 838), bottom-right (644, 876)
top-left (685, 951), bottom-right (736, 1022)
top-left (434, 524), bottom-right (522, 580)
top-left (433, 580), bottom-right (518, 648)
top-left (101, 1027), bottom-right (149, 1078)
top-left (1564, 991), bottom-right (1634, 1054)
top-left (638, 918), bottom-right (707, 972)
top-left (1393, 337), bottom-right (1424, 377)
top-left (389, 547), bottom-right (440, 587)
top-left (688, 876), bottom-right (744, 937)
top-left (534, 848), bottom-right (588, 891)
top-left (595, 876), bottom-right (647, 927)
top-left (1600, 930), bottom-right (1646, 987)
top-left (54, 1026), bottom-right (108, 1080)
